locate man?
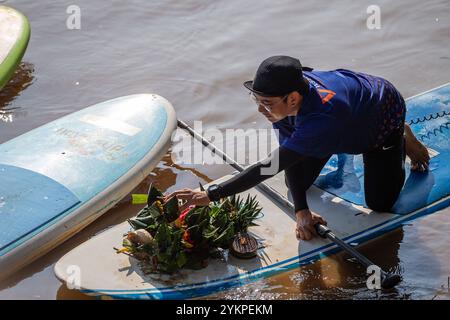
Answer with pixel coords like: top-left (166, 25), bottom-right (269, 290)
top-left (164, 55), bottom-right (430, 240)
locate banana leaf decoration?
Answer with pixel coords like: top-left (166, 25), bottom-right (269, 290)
top-left (147, 183), bottom-right (163, 206)
top-left (163, 195), bottom-right (179, 222)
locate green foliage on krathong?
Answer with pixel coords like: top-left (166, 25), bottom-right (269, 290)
top-left (120, 185), bottom-right (262, 274)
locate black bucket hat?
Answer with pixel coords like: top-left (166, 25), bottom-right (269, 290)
top-left (244, 55), bottom-right (310, 97)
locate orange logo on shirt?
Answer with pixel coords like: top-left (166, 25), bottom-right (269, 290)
top-left (317, 89), bottom-right (336, 104)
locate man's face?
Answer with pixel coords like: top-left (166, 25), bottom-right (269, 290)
top-left (251, 93), bottom-right (290, 123)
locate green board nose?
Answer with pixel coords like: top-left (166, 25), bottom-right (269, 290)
top-left (0, 6), bottom-right (31, 90)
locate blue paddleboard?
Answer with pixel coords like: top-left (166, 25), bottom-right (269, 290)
top-left (316, 83), bottom-right (450, 214)
top-left (0, 94), bottom-right (177, 279)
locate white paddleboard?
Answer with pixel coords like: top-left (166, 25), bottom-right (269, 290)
top-left (54, 84), bottom-right (450, 299)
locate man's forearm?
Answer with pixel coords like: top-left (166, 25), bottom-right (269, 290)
top-left (284, 155), bottom-right (331, 212)
top-left (285, 165), bottom-right (309, 211)
top-left (206, 146), bottom-right (305, 201)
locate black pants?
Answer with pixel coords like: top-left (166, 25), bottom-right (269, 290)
top-left (285, 129), bottom-right (406, 212)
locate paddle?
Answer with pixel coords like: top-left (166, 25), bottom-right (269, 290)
top-left (177, 119), bottom-right (401, 289)
top-left (314, 224), bottom-right (401, 289)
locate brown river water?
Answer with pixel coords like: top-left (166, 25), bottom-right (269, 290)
top-left (0, 0), bottom-right (449, 299)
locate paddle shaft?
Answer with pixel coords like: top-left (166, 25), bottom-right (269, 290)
top-left (177, 120), bottom-right (293, 211)
top-left (177, 119), bottom-right (401, 288)
top-left (315, 224), bottom-right (401, 288)
top-left (316, 224), bottom-right (379, 269)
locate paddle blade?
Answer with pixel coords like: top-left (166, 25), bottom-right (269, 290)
top-left (381, 273), bottom-right (402, 289)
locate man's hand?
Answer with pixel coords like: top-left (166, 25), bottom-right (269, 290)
top-left (295, 209), bottom-right (327, 240)
top-left (163, 188), bottom-right (210, 211)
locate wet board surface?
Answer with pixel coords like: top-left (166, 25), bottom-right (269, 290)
top-left (54, 84), bottom-right (449, 300)
top-left (0, 94), bottom-right (177, 279)
top-left (0, 6), bottom-right (30, 89)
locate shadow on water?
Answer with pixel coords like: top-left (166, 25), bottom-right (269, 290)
top-left (0, 62), bottom-right (34, 123)
top-left (57, 285), bottom-right (96, 300)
